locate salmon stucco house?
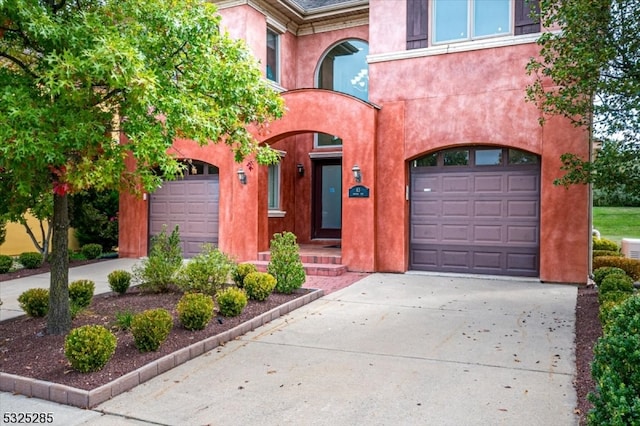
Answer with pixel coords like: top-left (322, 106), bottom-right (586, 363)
top-left (118, 0), bottom-right (590, 284)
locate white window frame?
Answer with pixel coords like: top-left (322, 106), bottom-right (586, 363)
top-left (432, 0), bottom-right (512, 45)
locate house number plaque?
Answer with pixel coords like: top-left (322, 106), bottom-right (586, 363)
top-left (348, 185), bottom-right (370, 198)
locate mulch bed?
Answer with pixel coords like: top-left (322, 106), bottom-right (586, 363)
top-left (0, 286), bottom-right (305, 390)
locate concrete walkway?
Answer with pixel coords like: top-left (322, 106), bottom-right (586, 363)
top-left (1, 268), bottom-right (578, 425)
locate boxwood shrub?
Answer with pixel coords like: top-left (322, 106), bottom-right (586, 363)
top-left (17, 288), bottom-right (49, 317)
top-left (243, 272), bottom-right (276, 301)
top-left (217, 287), bottom-right (248, 317)
top-left (64, 325), bottom-right (117, 373)
top-left (176, 293), bottom-right (214, 331)
top-left (131, 308), bottom-right (173, 352)
top-left (593, 256), bottom-right (640, 281)
top-left (18, 252), bottom-right (43, 269)
top-left (0, 255), bottom-right (13, 273)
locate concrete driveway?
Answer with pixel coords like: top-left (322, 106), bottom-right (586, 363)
top-left (1, 272), bottom-right (578, 425)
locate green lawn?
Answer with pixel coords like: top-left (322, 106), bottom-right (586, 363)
top-left (592, 207), bottom-right (640, 244)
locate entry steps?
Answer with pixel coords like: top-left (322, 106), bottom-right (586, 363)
top-left (254, 251), bottom-right (347, 276)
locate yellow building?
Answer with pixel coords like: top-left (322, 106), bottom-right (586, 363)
top-left (0, 214), bottom-right (78, 256)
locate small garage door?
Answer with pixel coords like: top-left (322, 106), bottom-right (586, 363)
top-left (149, 163), bottom-right (219, 258)
top-left (410, 147), bottom-right (540, 276)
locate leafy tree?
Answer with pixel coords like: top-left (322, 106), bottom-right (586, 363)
top-left (526, 0), bottom-right (640, 194)
top-left (0, 0), bottom-right (284, 334)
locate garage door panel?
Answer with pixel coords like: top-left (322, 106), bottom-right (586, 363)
top-left (474, 225), bottom-right (503, 243)
top-left (441, 225), bottom-right (469, 241)
top-left (474, 174), bottom-right (503, 192)
top-left (440, 249), bottom-right (470, 268)
top-left (507, 174), bottom-right (539, 192)
top-left (442, 200), bottom-right (470, 216)
top-left (412, 200), bottom-right (440, 217)
top-left (507, 200), bottom-right (539, 218)
top-left (506, 252), bottom-right (538, 273)
top-left (472, 251), bottom-right (502, 270)
top-left (474, 200), bottom-right (503, 217)
top-left (411, 224), bottom-right (438, 242)
top-left (411, 245), bottom-right (438, 267)
top-left (442, 176), bottom-right (470, 192)
top-left (507, 226), bottom-right (538, 244)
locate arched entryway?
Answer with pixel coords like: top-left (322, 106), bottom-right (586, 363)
top-left (255, 89), bottom-right (378, 272)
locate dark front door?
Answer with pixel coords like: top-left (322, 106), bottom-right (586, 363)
top-left (312, 159), bottom-right (342, 239)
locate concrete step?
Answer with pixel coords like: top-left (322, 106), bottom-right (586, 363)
top-left (253, 260), bottom-right (347, 277)
top-left (257, 252), bottom-right (342, 265)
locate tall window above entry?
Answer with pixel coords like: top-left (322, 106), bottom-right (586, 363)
top-left (317, 39), bottom-right (369, 102)
top-left (266, 28), bottom-right (279, 83)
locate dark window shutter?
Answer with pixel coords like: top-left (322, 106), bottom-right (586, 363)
top-left (515, 0), bottom-right (541, 35)
top-left (407, 0), bottom-right (428, 49)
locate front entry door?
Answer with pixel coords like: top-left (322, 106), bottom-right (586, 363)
top-left (313, 160), bottom-right (342, 239)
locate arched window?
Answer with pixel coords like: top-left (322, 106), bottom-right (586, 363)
top-left (317, 39), bottom-right (369, 102)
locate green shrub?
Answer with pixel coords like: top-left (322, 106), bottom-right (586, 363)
top-left (64, 325), bottom-right (117, 373)
top-left (593, 237), bottom-right (620, 252)
top-left (108, 270), bottom-right (132, 295)
top-left (69, 279), bottom-right (95, 308)
top-left (593, 250), bottom-right (623, 259)
top-left (81, 243), bottom-right (103, 260)
top-left (176, 293), bottom-right (214, 331)
top-left (70, 189), bottom-right (119, 251)
top-left (588, 296), bottom-right (640, 425)
top-left (599, 273), bottom-right (635, 300)
top-left (17, 288), bottom-right (49, 317)
top-left (132, 225), bottom-right (182, 293)
top-left (267, 232), bottom-right (306, 294)
top-left (0, 255), bottom-right (13, 273)
top-left (113, 310), bottom-right (135, 331)
top-left (243, 272), bottom-right (276, 301)
top-left (593, 267), bottom-right (628, 287)
top-left (232, 263), bottom-right (258, 288)
top-left (593, 256), bottom-right (640, 281)
top-left (176, 244), bottom-right (234, 295)
top-left (131, 308), bottom-right (174, 352)
top-left (18, 252), bottom-right (43, 269)
top-left (217, 287), bottom-right (248, 317)
top-left (599, 292), bottom-right (634, 327)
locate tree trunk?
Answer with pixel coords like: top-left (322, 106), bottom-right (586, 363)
top-left (47, 193), bottom-right (71, 335)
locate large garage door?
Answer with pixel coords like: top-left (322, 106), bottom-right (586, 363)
top-left (410, 147), bottom-right (540, 276)
top-left (149, 162), bottom-right (219, 258)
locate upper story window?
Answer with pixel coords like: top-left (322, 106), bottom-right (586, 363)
top-left (407, 0), bottom-right (540, 49)
top-left (434, 0), bottom-right (510, 43)
top-left (317, 39), bottom-right (369, 102)
top-left (266, 28), bottom-right (279, 83)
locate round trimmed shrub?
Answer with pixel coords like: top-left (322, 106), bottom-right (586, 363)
top-left (592, 237), bottom-right (620, 252)
top-left (267, 232), bottom-right (306, 294)
top-left (81, 243), bottom-right (103, 260)
top-left (599, 291), bottom-right (634, 327)
top-left (217, 287), bottom-right (248, 317)
top-left (176, 293), bottom-right (214, 331)
top-left (599, 273), bottom-right (634, 299)
top-left (0, 255), bottom-right (13, 273)
top-left (131, 308), bottom-right (173, 352)
top-left (69, 279), bottom-right (95, 308)
top-left (108, 270), bottom-right (132, 295)
top-left (593, 256), bottom-right (640, 281)
top-left (64, 325), bottom-right (117, 373)
top-left (18, 252), bottom-right (43, 269)
top-left (232, 263), bottom-right (258, 288)
top-left (243, 272), bottom-right (276, 301)
top-left (593, 266), bottom-right (627, 287)
top-left (18, 288), bottom-right (49, 317)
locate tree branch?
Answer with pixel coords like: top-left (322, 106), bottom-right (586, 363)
top-left (0, 52), bottom-right (38, 80)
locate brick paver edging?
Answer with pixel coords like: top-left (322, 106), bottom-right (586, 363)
top-left (0, 288), bottom-right (324, 409)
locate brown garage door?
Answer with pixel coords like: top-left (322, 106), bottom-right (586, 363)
top-left (149, 164), bottom-right (219, 258)
top-left (410, 147), bottom-right (540, 276)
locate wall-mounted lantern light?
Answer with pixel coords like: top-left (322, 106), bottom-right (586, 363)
top-left (237, 168), bottom-right (247, 185)
top-left (297, 163), bottom-right (305, 177)
top-left (352, 164), bottom-right (362, 183)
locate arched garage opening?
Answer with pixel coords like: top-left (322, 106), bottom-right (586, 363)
top-left (410, 146), bottom-right (541, 276)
